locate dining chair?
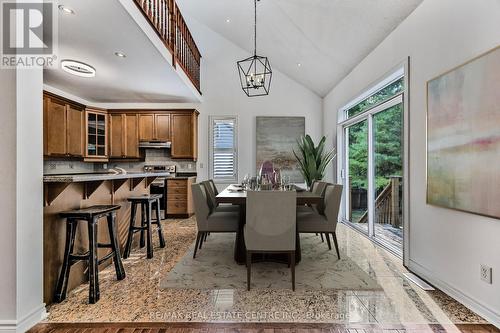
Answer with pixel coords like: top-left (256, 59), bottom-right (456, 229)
top-left (191, 183), bottom-right (239, 258)
top-left (202, 180), bottom-right (239, 213)
top-left (298, 181), bottom-right (328, 242)
top-left (297, 184), bottom-right (343, 258)
top-left (245, 190), bottom-right (297, 291)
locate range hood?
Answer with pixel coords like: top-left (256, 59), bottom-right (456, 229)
top-left (139, 141), bottom-right (171, 149)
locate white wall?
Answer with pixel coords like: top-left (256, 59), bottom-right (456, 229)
top-left (0, 67), bottom-right (46, 332)
top-left (187, 18), bottom-right (323, 183)
top-left (323, 0), bottom-right (500, 326)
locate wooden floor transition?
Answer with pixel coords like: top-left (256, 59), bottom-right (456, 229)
top-left (29, 322), bottom-right (499, 333)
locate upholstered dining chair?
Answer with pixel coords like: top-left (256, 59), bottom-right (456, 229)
top-left (297, 184), bottom-right (343, 258)
top-left (245, 190), bottom-right (297, 291)
top-left (191, 183), bottom-right (239, 258)
top-left (298, 181), bottom-right (329, 242)
top-left (202, 180), bottom-right (239, 213)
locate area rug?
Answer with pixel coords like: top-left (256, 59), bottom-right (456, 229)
top-left (160, 233), bottom-right (382, 291)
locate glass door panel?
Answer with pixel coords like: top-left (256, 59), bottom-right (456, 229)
top-left (372, 103), bottom-right (403, 253)
top-left (346, 120), bottom-right (369, 234)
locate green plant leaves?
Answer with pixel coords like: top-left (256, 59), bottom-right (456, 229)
top-left (293, 134), bottom-right (336, 187)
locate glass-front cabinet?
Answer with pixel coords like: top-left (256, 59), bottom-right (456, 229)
top-left (85, 108), bottom-right (108, 161)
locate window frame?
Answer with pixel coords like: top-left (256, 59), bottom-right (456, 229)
top-left (209, 115), bottom-right (238, 184)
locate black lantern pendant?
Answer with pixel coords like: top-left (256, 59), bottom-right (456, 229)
top-left (237, 0), bottom-right (272, 97)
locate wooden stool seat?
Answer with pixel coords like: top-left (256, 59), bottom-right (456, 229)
top-left (55, 205), bottom-right (125, 304)
top-left (123, 194), bottom-right (165, 259)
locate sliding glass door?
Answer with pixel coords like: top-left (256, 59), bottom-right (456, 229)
top-left (341, 94), bottom-right (404, 255)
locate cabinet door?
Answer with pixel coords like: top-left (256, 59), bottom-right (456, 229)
top-left (171, 114), bottom-right (193, 158)
top-left (109, 114), bottom-right (124, 158)
top-left (66, 105), bottom-right (84, 157)
top-left (45, 97), bottom-right (67, 156)
top-left (124, 114), bottom-right (139, 157)
top-left (139, 114), bottom-right (154, 141)
top-left (155, 114), bottom-right (170, 141)
top-left (86, 110), bottom-right (108, 158)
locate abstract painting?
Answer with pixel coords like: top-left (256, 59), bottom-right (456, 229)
top-left (256, 116), bottom-right (305, 183)
top-left (427, 46), bottom-right (500, 218)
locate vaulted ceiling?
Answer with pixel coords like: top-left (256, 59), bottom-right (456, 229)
top-left (176, 0), bottom-right (423, 96)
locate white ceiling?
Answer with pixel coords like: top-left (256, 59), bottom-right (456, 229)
top-left (44, 0), bottom-right (200, 103)
top-left (176, 0), bottom-right (423, 96)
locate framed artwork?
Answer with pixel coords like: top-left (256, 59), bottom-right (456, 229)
top-left (256, 116), bottom-right (305, 183)
top-left (427, 45), bottom-right (500, 218)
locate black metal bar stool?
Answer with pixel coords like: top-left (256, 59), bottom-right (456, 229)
top-left (123, 194), bottom-right (165, 259)
top-left (54, 205), bottom-right (125, 304)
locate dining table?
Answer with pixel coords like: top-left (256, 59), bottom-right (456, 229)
top-left (216, 184), bottom-right (323, 265)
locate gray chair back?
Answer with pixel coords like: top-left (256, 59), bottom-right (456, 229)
top-left (201, 180), bottom-right (216, 212)
top-left (311, 181), bottom-right (328, 214)
top-left (191, 183), bottom-right (210, 230)
top-left (245, 190), bottom-right (297, 252)
top-left (324, 184), bottom-right (343, 230)
top-left (209, 179), bottom-right (219, 195)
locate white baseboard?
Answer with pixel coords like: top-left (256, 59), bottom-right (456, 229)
top-left (408, 259), bottom-right (500, 328)
top-left (0, 304), bottom-right (47, 333)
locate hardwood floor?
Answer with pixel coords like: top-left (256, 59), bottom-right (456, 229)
top-left (29, 322), bottom-right (499, 333)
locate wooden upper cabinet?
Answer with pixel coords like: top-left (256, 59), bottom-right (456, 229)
top-left (43, 93), bottom-right (84, 157)
top-left (139, 114), bottom-right (155, 141)
top-left (155, 114), bottom-right (171, 141)
top-left (84, 108), bottom-right (108, 161)
top-left (66, 104), bottom-right (84, 157)
top-left (45, 96), bottom-right (67, 156)
top-left (109, 114), bottom-right (124, 158)
top-left (124, 114), bottom-right (139, 158)
top-left (171, 113), bottom-right (194, 159)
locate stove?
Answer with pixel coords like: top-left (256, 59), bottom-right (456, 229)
top-left (145, 165), bottom-right (176, 218)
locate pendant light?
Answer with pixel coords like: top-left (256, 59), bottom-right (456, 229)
top-left (237, 0), bottom-right (272, 97)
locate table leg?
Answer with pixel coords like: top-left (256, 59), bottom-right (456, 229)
top-left (234, 204), bottom-right (246, 264)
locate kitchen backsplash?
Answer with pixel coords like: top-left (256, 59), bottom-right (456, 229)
top-left (44, 149), bottom-right (197, 175)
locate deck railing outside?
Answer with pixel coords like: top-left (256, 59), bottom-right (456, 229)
top-left (134, 0), bottom-right (201, 93)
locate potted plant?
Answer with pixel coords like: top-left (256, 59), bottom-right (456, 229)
top-left (293, 135), bottom-right (336, 188)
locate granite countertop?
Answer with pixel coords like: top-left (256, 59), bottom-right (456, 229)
top-left (43, 172), bottom-right (172, 183)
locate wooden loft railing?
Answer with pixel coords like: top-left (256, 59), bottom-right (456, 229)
top-left (134, 0), bottom-right (201, 93)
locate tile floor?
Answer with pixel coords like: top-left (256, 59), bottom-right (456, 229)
top-left (44, 217), bottom-right (487, 325)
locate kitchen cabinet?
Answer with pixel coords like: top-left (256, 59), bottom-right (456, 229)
top-left (166, 177), bottom-right (196, 216)
top-left (171, 113), bottom-right (198, 160)
top-left (43, 93), bottom-right (84, 157)
top-left (139, 113), bottom-right (171, 142)
top-left (84, 108), bottom-right (108, 161)
top-left (109, 113), bottom-right (140, 158)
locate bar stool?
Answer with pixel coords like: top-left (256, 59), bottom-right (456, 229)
top-left (54, 205), bottom-right (125, 304)
top-left (123, 194), bottom-right (166, 259)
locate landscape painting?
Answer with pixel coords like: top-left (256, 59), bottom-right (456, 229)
top-left (256, 116), bottom-right (305, 183)
top-left (427, 46), bottom-right (500, 218)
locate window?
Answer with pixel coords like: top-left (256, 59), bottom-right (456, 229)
top-left (209, 116), bottom-right (237, 182)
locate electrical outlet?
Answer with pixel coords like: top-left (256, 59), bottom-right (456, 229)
top-left (480, 264), bottom-right (492, 284)
top-left (199, 163), bottom-right (204, 169)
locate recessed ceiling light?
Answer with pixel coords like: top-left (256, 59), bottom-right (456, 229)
top-left (114, 51), bottom-right (127, 58)
top-left (58, 5), bottom-right (75, 14)
top-left (226, 18), bottom-right (231, 23)
top-left (297, 63), bottom-right (302, 67)
top-left (61, 60), bottom-right (96, 78)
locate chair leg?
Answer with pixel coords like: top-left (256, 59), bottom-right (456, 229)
top-left (247, 251), bottom-right (252, 291)
top-left (320, 233), bottom-right (324, 242)
top-left (54, 219), bottom-right (77, 303)
top-left (123, 202), bottom-right (137, 259)
top-left (139, 202), bottom-right (146, 248)
top-left (325, 232), bottom-right (332, 250)
top-left (290, 251), bottom-right (296, 291)
top-left (107, 212), bottom-right (125, 280)
top-left (332, 232), bottom-right (340, 259)
top-left (146, 202), bottom-right (153, 259)
top-left (193, 232), bottom-right (202, 258)
top-left (199, 232), bottom-right (205, 249)
top-left (204, 232), bottom-right (208, 242)
top-left (155, 199), bottom-right (166, 248)
top-left (88, 217), bottom-right (100, 304)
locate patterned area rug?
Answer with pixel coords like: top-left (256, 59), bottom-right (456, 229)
top-left (160, 233), bottom-right (382, 291)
